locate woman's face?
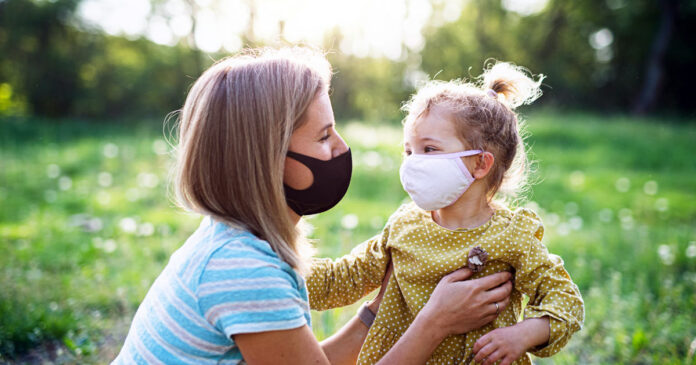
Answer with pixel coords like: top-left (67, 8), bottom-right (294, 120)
top-left (284, 91), bottom-right (349, 190)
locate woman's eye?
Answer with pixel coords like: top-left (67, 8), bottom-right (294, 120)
top-left (319, 133), bottom-right (330, 142)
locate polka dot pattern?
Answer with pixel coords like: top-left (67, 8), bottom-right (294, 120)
top-left (306, 202), bottom-right (584, 364)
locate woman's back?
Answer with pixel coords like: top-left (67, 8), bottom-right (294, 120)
top-left (113, 217), bottom-right (311, 364)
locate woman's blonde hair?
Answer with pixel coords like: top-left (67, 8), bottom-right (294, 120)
top-left (402, 61), bottom-right (544, 205)
top-left (174, 47), bottom-right (331, 274)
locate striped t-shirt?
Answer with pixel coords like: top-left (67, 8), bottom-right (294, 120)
top-left (113, 217), bottom-right (311, 364)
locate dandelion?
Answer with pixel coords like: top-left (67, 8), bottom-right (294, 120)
top-left (655, 198), bottom-right (669, 212)
top-left (119, 217), bottom-right (137, 233)
top-left (46, 164), bottom-right (60, 178)
top-left (569, 170), bottom-right (585, 190)
top-left (126, 188), bottom-right (141, 202)
top-left (98, 172), bottom-right (113, 187)
top-left (103, 143), bottom-right (119, 158)
top-left (97, 191), bottom-right (111, 205)
top-left (49, 302), bottom-right (59, 311)
top-left (686, 242), bottom-right (696, 259)
top-left (137, 222), bottom-right (155, 237)
top-left (362, 151), bottom-right (383, 169)
top-left (598, 208), bottom-right (613, 223)
top-left (545, 213), bottom-right (560, 227)
top-left (102, 239), bottom-right (117, 253)
top-left (556, 222), bottom-right (570, 236)
top-left (643, 180), bottom-right (658, 195)
top-left (569, 216), bottom-right (583, 230)
top-left (58, 176), bottom-right (72, 191)
top-left (152, 139), bottom-right (169, 155)
top-left (565, 202), bottom-right (579, 216)
top-left (657, 244), bottom-right (674, 265)
top-left (137, 172), bottom-right (159, 188)
top-left (341, 214), bottom-right (359, 230)
top-left (615, 177), bottom-right (630, 192)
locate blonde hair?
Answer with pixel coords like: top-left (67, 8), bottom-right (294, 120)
top-left (402, 61), bottom-right (544, 204)
top-left (174, 47), bottom-right (331, 274)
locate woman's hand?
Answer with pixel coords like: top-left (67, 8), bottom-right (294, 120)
top-left (420, 268), bottom-right (513, 337)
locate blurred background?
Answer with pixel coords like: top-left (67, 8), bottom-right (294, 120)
top-left (1, 0), bottom-right (695, 363)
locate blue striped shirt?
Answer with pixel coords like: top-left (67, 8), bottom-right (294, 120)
top-left (113, 217), bottom-right (311, 364)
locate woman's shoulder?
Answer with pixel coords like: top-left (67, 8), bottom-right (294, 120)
top-left (174, 217), bottom-right (297, 289)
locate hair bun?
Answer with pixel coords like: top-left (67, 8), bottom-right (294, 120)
top-left (482, 61), bottom-right (544, 109)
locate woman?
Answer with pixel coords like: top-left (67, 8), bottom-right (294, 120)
top-left (113, 47), bottom-right (512, 364)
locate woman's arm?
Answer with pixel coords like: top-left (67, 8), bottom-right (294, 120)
top-left (235, 268), bottom-right (513, 364)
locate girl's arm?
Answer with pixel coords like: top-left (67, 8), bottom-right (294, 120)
top-left (307, 227), bottom-right (391, 310)
top-left (474, 208), bottom-right (584, 362)
top-left (235, 268), bottom-right (514, 365)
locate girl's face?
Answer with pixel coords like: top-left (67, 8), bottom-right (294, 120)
top-left (403, 105), bottom-right (469, 155)
top-left (283, 91), bottom-right (349, 190)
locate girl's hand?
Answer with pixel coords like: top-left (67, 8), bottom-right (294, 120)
top-left (472, 326), bottom-right (527, 365)
top-left (472, 317), bottom-right (550, 365)
top-left (420, 268), bottom-right (513, 337)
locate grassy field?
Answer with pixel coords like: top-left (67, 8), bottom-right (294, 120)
top-left (1, 112), bottom-right (695, 364)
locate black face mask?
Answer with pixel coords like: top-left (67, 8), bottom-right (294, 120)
top-left (283, 149), bottom-right (352, 216)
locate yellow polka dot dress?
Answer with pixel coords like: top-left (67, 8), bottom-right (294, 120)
top-left (307, 203), bottom-right (584, 364)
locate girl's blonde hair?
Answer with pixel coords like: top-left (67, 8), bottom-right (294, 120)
top-left (174, 47), bottom-right (331, 274)
top-left (402, 61), bottom-right (544, 204)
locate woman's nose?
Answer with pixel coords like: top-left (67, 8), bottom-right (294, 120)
top-left (332, 131), bottom-right (349, 158)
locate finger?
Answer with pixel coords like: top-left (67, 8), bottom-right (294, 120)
top-left (473, 271), bottom-right (513, 291)
top-left (480, 314), bottom-right (498, 326)
top-left (499, 355), bottom-right (514, 365)
top-left (494, 295), bottom-right (511, 314)
top-left (442, 267), bottom-right (473, 283)
top-left (483, 350), bottom-right (504, 365)
top-left (484, 280), bottom-right (513, 303)
top-left (473, 342), bottom-right (496, 363)
top-left (473, 334), bottom-right (490, 353)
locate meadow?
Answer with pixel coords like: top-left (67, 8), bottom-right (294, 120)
top-left (1, 112), bottom-right (695, 364)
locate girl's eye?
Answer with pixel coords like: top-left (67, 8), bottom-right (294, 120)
top-left (424, 146), bottom-right (437, 153)
top-left (404, 150), bottom-right (412, 156)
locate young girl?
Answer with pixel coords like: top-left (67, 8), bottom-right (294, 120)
top-left (307, 62), bottom-right (584, 365)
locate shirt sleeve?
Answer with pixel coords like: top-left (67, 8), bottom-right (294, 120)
top-left (510, 209), bottom-right (585, 358)
top-left (197, 244), bottom-right (308, 338)
top-left (305, 225), bottom-right (391, 311)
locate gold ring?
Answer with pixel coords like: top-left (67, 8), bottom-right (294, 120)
top-left (495, 302), bottom-right (500, 315)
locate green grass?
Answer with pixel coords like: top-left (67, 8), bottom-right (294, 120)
top-left (1, 112), bottom-right (695, 364)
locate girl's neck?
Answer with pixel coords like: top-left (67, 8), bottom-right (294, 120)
top-left (432, 189), bottom-right (493, 230)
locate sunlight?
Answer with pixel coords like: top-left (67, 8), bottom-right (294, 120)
top-left (77, 0), bottom-right (433, 59)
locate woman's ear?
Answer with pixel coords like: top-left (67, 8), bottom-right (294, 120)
top-left (472, 152), bottom-right (495, 179)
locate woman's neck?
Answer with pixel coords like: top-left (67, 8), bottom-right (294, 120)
top-left (432, 187), bottom-right (493, 230)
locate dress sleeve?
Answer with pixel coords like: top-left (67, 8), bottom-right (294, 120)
top-left (306, 225), bottom-right (391, 311)
top-left (510, 209), bottom-right (585, 358)
top-left (197, 244), bottom-right (308, 338)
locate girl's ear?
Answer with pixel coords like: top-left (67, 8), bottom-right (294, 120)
top-left (472, 152), bottom-right (495, 179)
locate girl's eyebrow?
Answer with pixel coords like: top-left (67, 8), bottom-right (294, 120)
top-left (420, 136), bottom-right (442, 143)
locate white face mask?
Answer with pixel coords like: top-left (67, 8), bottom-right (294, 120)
top-left (399, 150), bottom-right (483, 211)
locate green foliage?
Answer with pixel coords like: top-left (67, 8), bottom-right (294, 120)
top-left (0, 0), bottom-right (206, 118)
top-left (3, 0), bottom-right (696, 120)
top-left (1, 112), bottom-right (695, 363)
top-left (419, 0), bottom-right (696, 113)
